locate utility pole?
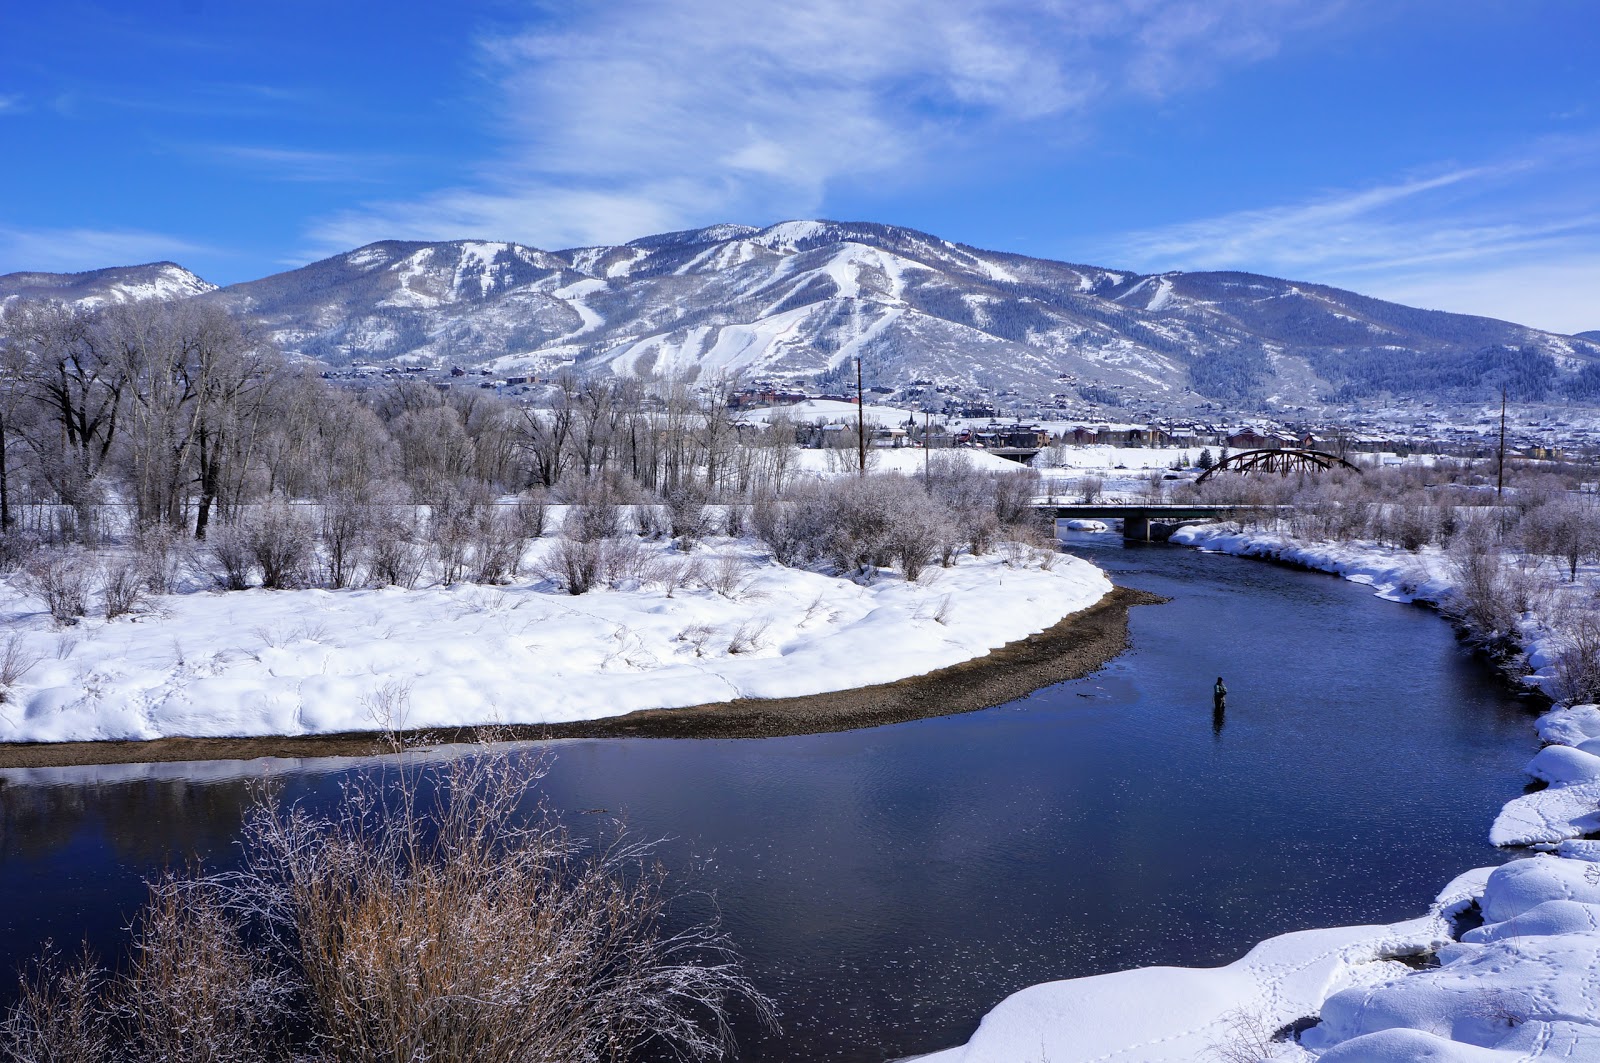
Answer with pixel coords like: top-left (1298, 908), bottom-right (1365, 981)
top-left (1497, 387), bottom-right (1508, 501)
top-left (923, 408), bottom-right (931, 488)
top-left (856, 356), bottom-right (866, 477)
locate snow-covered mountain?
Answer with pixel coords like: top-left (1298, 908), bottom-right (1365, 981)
top-left (0, 262), bottom-right (217, 309)
top-left (8, 222), bottom-right (1599, 410)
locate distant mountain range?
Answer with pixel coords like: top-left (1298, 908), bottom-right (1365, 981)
top-left (5, 220), bottom-right (1598, 412)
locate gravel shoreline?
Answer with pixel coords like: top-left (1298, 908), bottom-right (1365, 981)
top-left (0, 586), bottom-right (1160, 768)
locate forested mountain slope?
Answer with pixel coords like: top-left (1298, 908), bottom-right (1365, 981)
top-left (6, 221), bottom-right (1597, 409)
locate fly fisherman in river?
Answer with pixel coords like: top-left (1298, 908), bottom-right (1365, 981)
top-left (1213, 677), bottom-right (1227, 710)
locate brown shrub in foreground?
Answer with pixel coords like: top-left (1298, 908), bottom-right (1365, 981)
top-left (2, 751), bottom-right (774, 1063)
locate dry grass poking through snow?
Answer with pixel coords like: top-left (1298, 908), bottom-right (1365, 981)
top-left (1, 749), bottom-right (775, 1062)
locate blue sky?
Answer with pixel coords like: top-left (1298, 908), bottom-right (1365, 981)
top-left (1, 0), bottom-right (1597, 332)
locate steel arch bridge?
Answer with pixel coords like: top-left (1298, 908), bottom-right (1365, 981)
top-left (1195, 448), bottom-right (1361, 483)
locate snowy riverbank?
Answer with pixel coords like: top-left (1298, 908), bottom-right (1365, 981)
top-left (0, 535), bottom-right (1109, 745)
top-left (920, 524), bottom-right (1600, 1061)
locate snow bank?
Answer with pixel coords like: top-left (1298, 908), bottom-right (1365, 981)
top-left (0, 537), bottom-right (1109, 744)
top-left (919, 870), bottom-right (1489, 1063)
top-left (919, 526), bottom-right (1600, 1062)
top-left (1169, 523), bottom-right (1454, 604)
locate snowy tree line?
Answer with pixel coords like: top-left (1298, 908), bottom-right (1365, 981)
top-left (0, 299), bottom-right (1052, 616)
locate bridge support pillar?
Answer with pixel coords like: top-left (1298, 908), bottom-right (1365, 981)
top-left (1122, 515), bottom-right (1151, 541)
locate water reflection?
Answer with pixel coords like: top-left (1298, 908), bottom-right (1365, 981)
top-left (0, 544), bottom-right (1541, 1062)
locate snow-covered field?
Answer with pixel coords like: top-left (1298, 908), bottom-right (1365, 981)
top-left (0, 534), bottom-right (1109, 744)
top-left (921, 523), bottom-right (1600, 1061)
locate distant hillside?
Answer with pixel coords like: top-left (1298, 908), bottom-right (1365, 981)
top-left (0, 262), bottom-right (216, 308)
top-left (6, 223), bottom-right (1598, 411)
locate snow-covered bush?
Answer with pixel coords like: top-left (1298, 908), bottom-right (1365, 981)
top-left (364, 505), bottom-right (426, 589)
top-left (704, 552), bottom-right (755, 599)
top-left (246, 504), bottom-right (316, 590)
top-left (541, 537), bottom-right (603, 595)
top-left (635, 503), bottom-right (668, 539)
top-left (993, 467), bottom-right (1042, 525)
top-left (207, 523), bottom-right (255, 591)
top-left (1443, 538), bottom-right (1547, 653)
top-left (599, 536), bottom-right (652, 589)
top-left (469, 506), bottom-right (528, 585)
top-left (134, 525), bottom-right (192, 595)
top-left (666, 486), bottom-right (713, 549)
top-left (1550, 613), bottom-right (1600, 705)
top-left (514, 491), bottom-right (547, 539)
top-left (99, 557), bottom-right (145, 620)
top-left (427, 488), bottom-right (484, 585)
top-left (0, 633), bottom-right (41, 702)
top-left (0, 529), bottom-right (39, 573)
top-left (319, 494), bottom-right (372, 589)
top-left (20, 548), bottom-right (93, 625)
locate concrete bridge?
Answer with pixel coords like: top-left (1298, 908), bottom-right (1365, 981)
top-left (1035, 503), bottom-right (1265, 541)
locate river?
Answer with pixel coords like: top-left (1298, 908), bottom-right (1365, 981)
top-left (0, 541), bottom-right (1541, 1061)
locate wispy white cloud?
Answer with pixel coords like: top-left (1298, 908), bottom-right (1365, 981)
top-left (1101, 141), bottom-right (1600, 334)
top-left (0, 94), bottom-right (23, 114)
top-left (307, 0), bottom-right (1333, 255)
top-left (0, 225), bottom-right (212, 274)
top-left (194, 144), bottom-right (402, 184)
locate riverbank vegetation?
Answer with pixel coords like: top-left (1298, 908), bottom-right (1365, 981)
top-left (1, 749), bottom-right (774, 1062)
top-left (1174, 455), bottom-right (1600, 701)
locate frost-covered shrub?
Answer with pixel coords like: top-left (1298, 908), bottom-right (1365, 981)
top-left (0, 632), bottom-right (41, 702)
top-left (1521, 497), bottom-right (1600, 581)
top-left (470, 506), bottom-right (528, 585)
top-left (427, 488), bottom-right (485, 585)
top-left (100, 557), bottom-right (146, 619)
top-left (0, 529), bottom-right (39, 573)
top-left (757, 475), bottom-right (959, 579)
top-left (246, 504), bottom-right (316, 590)
top-left (599, 536), bottom-right (652, 589)
top-left (208, 523), bottom-right (255, 591)
top-left (365, 508), bottom-right (427, 589)
top-left (966, 511), bottom-right (1001, 557)
top-left (541, 537), bottom-right (602, 595)
top-left (319, 494), bottom-right (372, 589)
top-left (648, 554), bottom-right (704, 596)
top-left (993, 467), bottom-right (1042, 525)
top-left (1078, 475), bottom-right (1104, 504)
top-left (514, 491), bottom-right (547, 539)
top-left (564, 500), bottom-right (620, 543)
top-left (135, 525), bottom-right (192, 595)
top-left (1445, 539), bottom-right (1544, 653)
top-left (721, 503), bottom-right (748, 538)
top-left (886, 496), bottom-right (944, 581)
top-left (635, 503), bottom-right (668, 540)
top-left (21, 548), bottom-right (93, 625)
top-left (1551, 614), bottom-right (1600, 706)
top-left (704, 553), bottom-right (755, 599)
top-left (560, 473), bottom-right (641, 541)
top-left (1374, 502), bottom-right (1439, 551)
top-left (752, 483), bottom-right (829, 567)
top-left (666, 487), bottom-right (713, 549)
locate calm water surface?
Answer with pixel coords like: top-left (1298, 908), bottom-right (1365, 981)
top-left (0, 542), bottom-right (1541, 1061)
